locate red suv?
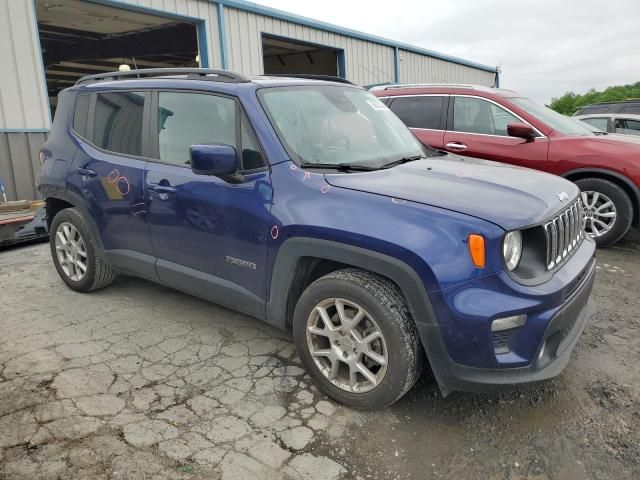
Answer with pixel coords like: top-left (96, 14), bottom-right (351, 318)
top-left (373, 84), bottom-right (640, 247)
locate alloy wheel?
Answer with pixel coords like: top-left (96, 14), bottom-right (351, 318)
top-left (581, 190), bottom-right (617, 238)
top-left (306, 298), bottom-right (388, 393)
top-left (54, 222), bottom-right (88, 281)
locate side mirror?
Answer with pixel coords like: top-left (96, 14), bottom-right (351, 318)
top-left (190, 144), bottom-right (238, 178)
top-left (507, 122), bottom-right (536, 141)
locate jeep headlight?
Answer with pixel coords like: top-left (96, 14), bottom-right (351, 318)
top-left (503, 231), bottom-right (522, 271)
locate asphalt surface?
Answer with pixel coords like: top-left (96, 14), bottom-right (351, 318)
top-left (0, 230), bottom-right (638, 480)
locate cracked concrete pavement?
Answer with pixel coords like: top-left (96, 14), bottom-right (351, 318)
top-left (1, 232), bottom-right (639, 479)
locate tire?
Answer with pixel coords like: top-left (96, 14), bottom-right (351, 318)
top-left (49, 208), bottom-right (115, 292)
top-left (575, 178), bottom-right (633, 248)
top-left (293, 268), bottom-right (423, 409)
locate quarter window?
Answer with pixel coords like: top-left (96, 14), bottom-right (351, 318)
top-left (72, 94), bottom-right (91, 138)
top-left (453, 97), bottom-right (520, 136)
top-left (93, 92), bottom-right (145, 156)
top-left (389, 96), bottom-right (444, 130)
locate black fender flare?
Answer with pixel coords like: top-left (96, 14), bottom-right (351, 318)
top-left (562, 167), bottom-right (640, 224)
top-left (266, 237), bottom-right (439, 330)
top-left (40, 185), bottom-right (106, 253)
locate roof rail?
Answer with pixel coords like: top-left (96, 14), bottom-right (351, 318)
top-left (75, 68), bottom-right (250, 85)
top-left (370, 83), bottom-right (493, 91)
top-left (266, 74), bottom-right (354, 85)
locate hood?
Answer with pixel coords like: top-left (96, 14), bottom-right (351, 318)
top-left (324, 155), bottom-right (579, 231)
top-left (587, 133), bottom-right (640, 146)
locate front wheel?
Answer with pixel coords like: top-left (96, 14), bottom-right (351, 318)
top-left (575, 178), bottom-right (633, 248)
top-left (293, 269), bottom-right (423, 409)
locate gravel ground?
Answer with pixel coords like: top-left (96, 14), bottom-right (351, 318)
top-left (0, 231), bottom-right (638, 480)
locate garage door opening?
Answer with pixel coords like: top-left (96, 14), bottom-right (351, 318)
top-left (36, 0), bottom-right (201, 117)
top-left (262, 34), bottom-right (344, 78)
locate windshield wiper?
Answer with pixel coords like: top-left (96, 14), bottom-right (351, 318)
top-left (379, 154), bottom-right (426, 169)
top-left (299, 162), bottom-right (378, 172)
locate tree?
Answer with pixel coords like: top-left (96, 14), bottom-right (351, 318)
top-left (549, 82), bottom-right (640, 115)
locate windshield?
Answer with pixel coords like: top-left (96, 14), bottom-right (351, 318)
top-left (510, 97), bottom-right (595, 137)
top-left (259, 85), bottom-right (430, 167)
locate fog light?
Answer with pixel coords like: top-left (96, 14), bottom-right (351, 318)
top-left (491, 314), bottom-right (527, 332)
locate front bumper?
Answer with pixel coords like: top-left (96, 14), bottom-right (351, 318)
top-left (420, 242), bottom-right (596, 396)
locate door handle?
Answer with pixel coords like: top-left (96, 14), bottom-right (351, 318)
top-left (76, 167), bottom-right (97, 177)
top-left (445, 142), bottom-right (468, 151)
top-left (147, 183), bottom-right (177, 194)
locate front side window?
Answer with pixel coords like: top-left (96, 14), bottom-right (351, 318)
top-left (259, 86), bottom-right (428, 166)
top-left (581, 117), bottom-right (608, 132)
top-left (615, 118), bottom-right (640, 136)
top-left (452, 96), bottom-right (520, 136)
top-left (93, 92), bottom-right (145, 156)
top-left (388, 96), bottom-right (445, 130)
top-left (158, 92), bottom-right (236, 165)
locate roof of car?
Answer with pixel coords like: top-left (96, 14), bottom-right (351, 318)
top-left (369, 83), bottom-right (518, 98)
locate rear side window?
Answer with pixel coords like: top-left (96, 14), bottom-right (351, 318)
top-left (93, 92), bottom-right (145, 157)
top-left (389, 96), bottom-right (444, 129)
top-left (72, 94), bottom-right (90, 138)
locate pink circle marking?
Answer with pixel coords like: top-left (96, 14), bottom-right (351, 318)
top-left (107, 169), bottom-right (119, 183)
top-left (270, 225), bottom-right (279, 239)
top-left (391, 198), bottom-right (406, 204)
top-left (289, 164), bottom-right (298, 171)
top-left (320, 185), bottom-right (331, 194)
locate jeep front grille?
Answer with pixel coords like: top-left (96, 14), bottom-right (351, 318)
top-left (543, 197), bottom-right (585, 270)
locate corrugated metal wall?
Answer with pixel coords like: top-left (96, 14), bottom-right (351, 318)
top-left (399, 50), bottom-right (496, 86)
top-left (224, 7), bottom-right (396, 86)
top-left (0, 0), bottom-right (495, 201)
top-left (0, 132), bottom-right (47, 201)
top-left (0, 0), bottom-right (50, 130)
top-left (120, 0), bottom-right (222, 68)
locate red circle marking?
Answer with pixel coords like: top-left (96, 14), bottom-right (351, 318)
top-left (116, 176), bottom-right (130, 196)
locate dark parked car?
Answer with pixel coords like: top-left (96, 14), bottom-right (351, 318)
top-left (573, 100), bottom-right (640, 116)
top-left (373, 84), bottom-right (640, 247)
top-left (38, 69), bottom-right (595, 408)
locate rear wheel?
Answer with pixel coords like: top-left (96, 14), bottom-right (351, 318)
top-left (50, 208), bottom-right (115, 292)
top-left (293, 269), bottom-right (423, 409)
top-left (575, 178), bottom-right (633, 247)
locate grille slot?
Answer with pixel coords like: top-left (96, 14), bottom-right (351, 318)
top-left (543, 197), bottom-right (585, 270)
top-left (492, 330), bottom-right (515, 354)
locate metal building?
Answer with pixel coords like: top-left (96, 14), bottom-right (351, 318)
top-left (0, 0), bottom-right (499, 202)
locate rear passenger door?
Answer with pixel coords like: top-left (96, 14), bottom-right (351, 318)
top-left (387, 95), bottom-right (447, 149)
top-left (69, 90), bottom-right (155, 270)
top-left (145, 90), bottom-right (272, 317)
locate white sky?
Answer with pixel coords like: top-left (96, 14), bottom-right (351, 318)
top-left (253, 0), bottom-right (640, 103)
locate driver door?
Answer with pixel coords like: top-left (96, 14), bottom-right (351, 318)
top-left (443, 96), bottom-right (549, 170)
top-left (145, 91), bottom-right (271, 316)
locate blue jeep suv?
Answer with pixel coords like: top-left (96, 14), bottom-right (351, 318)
top-left (38, 69), bottom-right (596, 409)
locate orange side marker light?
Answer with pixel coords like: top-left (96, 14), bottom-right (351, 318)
top-left (468, 234), bottom-right (486, 268)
